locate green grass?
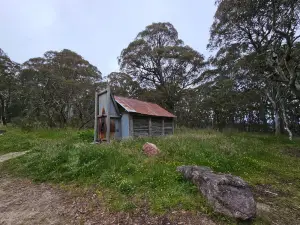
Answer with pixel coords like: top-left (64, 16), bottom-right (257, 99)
top-left (0, 131), bottom-right (33, 155)
top-left (0, 126), bottom-right (77, 155)
top-left (1, 127), bottom-right (300, 224)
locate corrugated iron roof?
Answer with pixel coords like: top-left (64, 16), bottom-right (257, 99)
top-left (114, 96), bottom-right (176, 118)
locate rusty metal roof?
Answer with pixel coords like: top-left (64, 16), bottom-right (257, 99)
top-left (114, 96), bottom-right (176, 118)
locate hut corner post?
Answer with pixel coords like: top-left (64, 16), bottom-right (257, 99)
top-left (162, 118), bottom-right (165, 136)
top-left (172, 118), bottom-right (175, 134)
top-left (94, 91), bottom-right (99, 143)
top-left (106, 86), bottom-right (111, 143)
top-left (149, 117), bottom-right (152, 136)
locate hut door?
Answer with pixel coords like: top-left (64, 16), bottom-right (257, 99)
top-left (110, 119), bottom-right (121, 139)
top-left (110, 119), bottom-right (115, 138)
top-left (98, 117), bottom-right (107, 141)
top-left (98, 117), bottom-right (120, 141)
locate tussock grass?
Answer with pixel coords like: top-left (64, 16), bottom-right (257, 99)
top-left (1, 127), bottom-right (300, 224)
top-left (0, 127), bottom-right (34, 155)
top-left (0, 126), bottom-right (77, 155)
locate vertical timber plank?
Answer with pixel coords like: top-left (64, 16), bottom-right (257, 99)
top-left (129, 115), bottom-right (133, 137)
top-left (172, 119), bottom-right (175, 135)
top-left (106, 87), bottom-right (111, 143)
top-left (162, 118), bottom-right (165, 136)
top-left (149, 117), bottom-right (152, 136)
top-left (94, 92), bottom-right (99, 142)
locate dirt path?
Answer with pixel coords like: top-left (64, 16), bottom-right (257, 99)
top-left (0, 151), bottom-right (29, 163)
top-left (0, 176), bottom-right (216, 225)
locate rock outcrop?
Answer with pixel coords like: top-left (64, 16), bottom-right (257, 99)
top-left (142, 142), bottom-right (160, 156)
top-left (177, 166), bottom-right (256, 220)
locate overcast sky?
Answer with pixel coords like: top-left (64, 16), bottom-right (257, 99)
top-left (1, 0), bottom-right (216, 76)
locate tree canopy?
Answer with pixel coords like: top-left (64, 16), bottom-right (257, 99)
top-left (0, 48), bottom-right (102, 129)
top-left (1, 12), bottom-right (299, 138)
top-left (119, 22), bottom-right (206, 111)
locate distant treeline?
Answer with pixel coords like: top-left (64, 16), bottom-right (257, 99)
top-left (1, 0), bottom-right (299, 138)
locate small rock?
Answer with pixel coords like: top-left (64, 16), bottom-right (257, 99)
top-left (177, 166), bottom-right (256, 220)
top-left (257, 203), bottom-right (271, 213)
top-left (142, 142), bottom-right (160, 156)
top-left (264, 190), bottom-right (278, 196)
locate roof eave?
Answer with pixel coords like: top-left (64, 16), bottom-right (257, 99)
top-left (114, 100), bottom-right (136, 113)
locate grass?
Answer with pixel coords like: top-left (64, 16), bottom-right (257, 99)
top-left (1, 126), bottom-right (300, 224)
top-left (0, 126), bottom-right (77, 156)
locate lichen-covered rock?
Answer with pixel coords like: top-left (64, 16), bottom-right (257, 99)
top-left (142, 142), bottom-right (160, 156)
top-left (177, 166), bottom-right (256, 220)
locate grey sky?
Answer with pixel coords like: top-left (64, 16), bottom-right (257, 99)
top-left (1, 0), bottom-right (216, 76)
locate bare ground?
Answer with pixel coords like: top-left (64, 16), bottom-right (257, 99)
top-left (0, 175), bottom-right (216, 225)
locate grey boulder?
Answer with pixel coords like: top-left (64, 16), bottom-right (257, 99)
top-left (177, 166), bottom-right (256, 220)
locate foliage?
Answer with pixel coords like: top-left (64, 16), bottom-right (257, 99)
top-left (0, 48), bottom-right (102, 129)
top-left (107, 72), bottom-right (142, 98)
top-left (206, 0), bottom-right (300, 137)
top-left (19, 49), bottom-right (102, 128)
top-left (0, 49), bottom-right (20, 125)
top-left (1, 127), bottom-right (300, 224)
top-left (1, 5), bottom-right (300, 224)
top-left (119, 22), bottom-right (206, 111)
top-left (0, 13), bottom-right (299, 137)
top-left (76, 129), bottom-right (94, 142)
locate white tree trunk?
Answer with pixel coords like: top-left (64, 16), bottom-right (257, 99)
top-left (274, 108), bottom-right (281, 136)
top-left (265, 90), bottom-right (281, 135)
top-left (279, 98), bottom-right (293, 141)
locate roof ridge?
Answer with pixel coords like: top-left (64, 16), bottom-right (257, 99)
top-left (114, 95), bottom-right (159, 106)
top-left (114, 95), bottom-right (176, 118)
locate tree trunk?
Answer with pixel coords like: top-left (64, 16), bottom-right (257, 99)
top-left (290, 84), bottom-right (300, 101)
top-left (266, 89), bottom-right (281, 135)
top-left (0, 96), bottom-right (7, 126)
top-left (259, 98), bottom-right (268, 132)
top-left (60, 106), bottom-right (67, 128)
top-left (279, 97), bottom-right (293, 141)
top-left (274, 108), bottom-right (281, 135)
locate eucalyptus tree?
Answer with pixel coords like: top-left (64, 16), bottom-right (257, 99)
top-left (210, 0), bottom-right (300, 99)
top-left (107, 72), bottom-right (142, 98)
top-left (119, 22), bottom-right (206, 111)
top-left (208, 0), bottom-right (300, 137)
top-left (0, 48), bottom-right (20, 125)
top-left (20, 49), bottom-right (102, 128)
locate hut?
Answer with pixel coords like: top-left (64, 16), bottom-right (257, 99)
top-left (94, 87), bottom-right (176, 142)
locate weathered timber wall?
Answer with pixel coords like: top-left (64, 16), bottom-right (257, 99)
top-left (152, 118), bottom-right (163, 136)
top-left (164, 119), bottom-right (173, 135)
top-left (132, 116), bottom-right (174, 137)
top-left (133, 116), bottom-right (149, 137)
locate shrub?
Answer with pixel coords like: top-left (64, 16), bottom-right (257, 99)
top-left (118, 178), bottom-right (135, 195)
top-left (77, 129), bottom-right (94, 142)
top-left (11, 117), bottom-right (46, 131)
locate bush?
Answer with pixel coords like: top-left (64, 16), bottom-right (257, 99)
top-left (11, 117), bottom-right (45, 131)
top-left (118, 179), bottom-right (135, 195)
top-left (77, 129), bottom-right (94, 142)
